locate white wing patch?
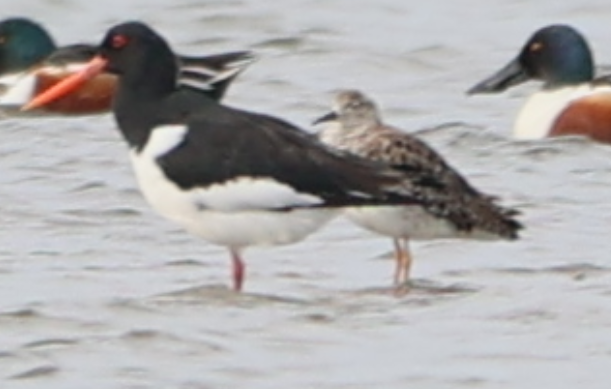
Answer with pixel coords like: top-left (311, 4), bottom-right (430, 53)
top-left (178, 54), bottom-right (256, 91)
top-left (141, 125), bottom-right (188, 158)
top-left (194, 177), bottom-right (324, 212)
top-left (178, 67), bottom-right (243, 91)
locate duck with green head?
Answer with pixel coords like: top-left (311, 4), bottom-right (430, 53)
top-left (0, 17), bottom-right (255, 115)
top-left (468, 24), bottom-right (611, 144)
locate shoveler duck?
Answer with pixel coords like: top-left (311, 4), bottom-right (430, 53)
top-left (314, 90), bottom-right (522, 291)
top-left (468, 24), bottom-right (611, 144)
top-left (0, 17), bottom-right (255, 115)
top-left (23, 22), bottom-right (444, 292)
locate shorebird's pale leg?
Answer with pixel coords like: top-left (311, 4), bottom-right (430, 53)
top-left (230, 248), bottom-right (245, 292)
top-left (392, 238), bottom-right (402, 285)
top-left (393, 238), bottom-right (412, 292)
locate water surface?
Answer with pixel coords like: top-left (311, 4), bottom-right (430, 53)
top-left (2, 1), bottom-right (611, 388)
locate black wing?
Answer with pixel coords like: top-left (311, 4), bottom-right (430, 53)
top-left (156, 99), bottom-right (421, 209)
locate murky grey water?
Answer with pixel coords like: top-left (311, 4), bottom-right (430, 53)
top-left (2, 0), bottom-right (611, 388)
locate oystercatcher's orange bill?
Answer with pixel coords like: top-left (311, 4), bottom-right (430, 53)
top-left (22, 55), bottom-right (108, 111)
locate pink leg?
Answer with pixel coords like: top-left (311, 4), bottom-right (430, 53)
top-left (392, 238), bottom-right (412, 295)
top-left (230, 248), bottom-right (245, 292)
top-left (397, 238), bottom-right (412, 285)
top-left (392, 238), bottom-right (403, 286)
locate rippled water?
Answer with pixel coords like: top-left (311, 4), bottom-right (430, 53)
top-left (3, 0), bottom-right (611, 388)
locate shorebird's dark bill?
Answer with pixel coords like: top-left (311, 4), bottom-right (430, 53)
top-left (22, 55), bottom-right (108, 111)
top-left (312, 111), bottom-right (338, 125)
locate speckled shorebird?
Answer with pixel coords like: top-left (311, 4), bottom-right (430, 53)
top-left (314, 90), bottom-right (522, 289)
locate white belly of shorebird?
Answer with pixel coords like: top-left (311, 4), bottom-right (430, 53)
top-left (346, 205), bottom-right (505, 241)
top-left (345, 205), bottom-right (459, 240)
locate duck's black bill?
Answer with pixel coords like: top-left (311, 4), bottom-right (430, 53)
top-left (467, 57), bottom-right (530, 95)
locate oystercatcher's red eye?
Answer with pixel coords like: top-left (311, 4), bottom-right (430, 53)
top-left (111, 34), bottom-right (129, 49)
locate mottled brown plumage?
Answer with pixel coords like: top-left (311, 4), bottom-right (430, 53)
top-left (315, 90), bottom-right (522, 289)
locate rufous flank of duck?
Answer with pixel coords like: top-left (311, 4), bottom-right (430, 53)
top-left (468, 24), bottom-right (611, 144)
top-left (21, 22), bottom-right (456, 292)
top-left (314, 89), bottom-right (522, 289)
top-left (0, 17), bottom-right (255, 115)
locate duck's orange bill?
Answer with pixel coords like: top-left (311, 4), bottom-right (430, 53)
top-left (22, 55), bottom-right (108, 111)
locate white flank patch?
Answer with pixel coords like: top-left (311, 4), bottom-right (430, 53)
top-left (195, 177), bottom-right (323, 212)
top-left (130, 124), bottom-right (335, 248)
top-left (514, 84), bottom-right (611, 140)
top-left (0, 72), bottom-right (36, 105)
